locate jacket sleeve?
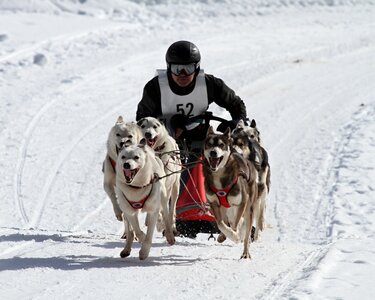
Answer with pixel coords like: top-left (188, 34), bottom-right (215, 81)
top-left (136, 77), bottom-right (162, 121)
top-left (205, 74), bottom-right (247, 120)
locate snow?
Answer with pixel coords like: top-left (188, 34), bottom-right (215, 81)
top-left (1, 0), bottom-right (375, 299)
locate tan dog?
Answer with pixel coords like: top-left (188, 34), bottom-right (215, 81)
top-left (137, 117), bottom-right (181, 235)
top-left (103, 116), bottom-right (143, 237)
top-left (203, 127), bottom-right (258, 259)
top-left (115, 143), bottom-right (175, 260)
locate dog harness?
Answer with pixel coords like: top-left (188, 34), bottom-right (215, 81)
top-left (209, 175), bottom-right (239, 208)
top-left (121, 175), bottom-right (157, 209)
top-left (109, 157), bottom-right (117, 172)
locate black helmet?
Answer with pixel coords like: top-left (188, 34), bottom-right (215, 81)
top-left (166, 40), bottom-right (201, 67)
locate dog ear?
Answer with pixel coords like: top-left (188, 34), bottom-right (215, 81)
top-left (207, 126), bottom-right (215, 135)
top-left (116, 116), bottom-right (124, 124)
top-left (223, 127), bottom-right (231, 138)
top-left (137, 118), bottom-right (145, 127)
top-left (250, 119), bottom-right (257, 128)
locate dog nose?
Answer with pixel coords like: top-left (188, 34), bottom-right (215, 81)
top-left (145, 132), bottom-right (152, 139)
top-left (210, 150), bottom-right (217, 158)
top-left (123, 162), bottom-right (131, 169)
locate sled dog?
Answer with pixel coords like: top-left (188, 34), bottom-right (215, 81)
top-left (115, 142), bottom-right (175, 260)
top-left (103, 116), bottom-right (143, 236)
top-left (232, 119), bottom-right (271, 240)
top-left (137, 117), bottom-right (181, 234)
top-left (203, 127), bottom-right (258, 259)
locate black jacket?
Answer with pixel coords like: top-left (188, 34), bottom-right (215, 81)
top-left (136, 71), bottom-right (247, 121)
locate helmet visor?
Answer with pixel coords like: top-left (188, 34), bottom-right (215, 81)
top-left (170, 63), bottom-right (196, 76)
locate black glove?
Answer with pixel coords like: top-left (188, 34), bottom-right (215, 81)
top-left (170, 114), bottom-right (188, 131)
top-left (217, 119), bottom-right (240, 133)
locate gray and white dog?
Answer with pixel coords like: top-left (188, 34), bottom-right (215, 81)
top-left (203, 127), bottom-right (258, 259)
top-left (232, 119), bottom-right (271, 241)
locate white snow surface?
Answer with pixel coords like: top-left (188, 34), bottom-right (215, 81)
top-left (1, 0), bottom-right (375, 299)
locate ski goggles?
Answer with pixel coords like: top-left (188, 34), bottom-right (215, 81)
top-left (170, 63), bottom-right (197, 76)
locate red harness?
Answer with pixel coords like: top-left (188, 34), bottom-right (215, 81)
top-left (209, 175), bottom-right (239, 208)
top-left (121, 177), bottom-right (155, 209)
top-left (109, 157), bottom-right (117, 172)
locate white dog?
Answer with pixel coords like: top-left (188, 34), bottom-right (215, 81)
top-left (137, 117), bottom-right (181, 235)
top-left (103, 116), bottom-right (143, 237)
top-left (115, 142), bottom-right (175, 260)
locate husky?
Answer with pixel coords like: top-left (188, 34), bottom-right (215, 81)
top-left (203, 127), bottom-right (258, 259)
top-left (137, 117), bottom-right (181, 235)
top-left (232, 119), bottom-right (271, 241)
top-left (115, 142), bottom-right (175, 260)
top-left (103, 116), bottom-right (143, 237)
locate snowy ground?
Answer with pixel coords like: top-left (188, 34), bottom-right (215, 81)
top-left (1, 0), bottom-right (375, 299)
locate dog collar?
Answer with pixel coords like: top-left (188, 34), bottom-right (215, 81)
top-left (154, 142), bottom-right (166, 152)
top-left (210, 175), bottom-right (239, 208)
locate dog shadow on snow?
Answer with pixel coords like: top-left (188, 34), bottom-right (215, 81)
top-left (0, 253), bottom-right (208, 271)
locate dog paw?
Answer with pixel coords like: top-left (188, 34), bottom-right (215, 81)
top-left (120, 249), bottom-right (131, 258)
top-left (139, 246), bottom-right (150, 260)
top-left (240, 251), bottom-right (252, 259)
top-left (217, 233), bottom-right (226, 243)
top-left (167, 235), bottom-right (176, 245)
top-left (116, 213), bottom-right (123, 221)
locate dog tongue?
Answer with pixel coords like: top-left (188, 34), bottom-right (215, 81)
top-left (147, 137), bottom-right (156, 148)
top-left (124, 169), bottom-right (135, 180)
top-left (210, 157), bottom-right (221, 169)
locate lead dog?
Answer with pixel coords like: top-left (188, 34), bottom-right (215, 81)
top-left (103, 116), bottom-right (143, 237)
top-left (137, 117), bottom-right (181, 235)
top-left (232, 119), bottom-right (271, 240)
top-left (115, 142), bottom-right (175, 260)
top-left (203, 127), bottom-right (258, 259)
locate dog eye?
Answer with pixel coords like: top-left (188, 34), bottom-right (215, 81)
top-left (121, 155), bottom-right (125, 159)
top-left (134, 156), bottom-right (139, 160)
top-left (128, 135), bottom-right (133, 139)
top-left (153, 125), bottom-right (157, 129)
top-left (250, 135), bottom-right (255, 138)
top-left (116, 133), bottom-right (121, 137)
top-left (219, 143), bottom-right (225, 148)
top-left (141, 125), bottom-right (145, 128)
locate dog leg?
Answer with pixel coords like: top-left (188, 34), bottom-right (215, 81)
top-left (241, 203), bottom-right (253, 259)
top-left (210, 204), bottom-right (240, 243)
top-left (139, 212), bottom-right (158, 260)
top-left (127, 212), bottom-right (146, 243)
top-left (120, 222), bottom-right (134, 258)
top-left (120, 214), bottom-right (128, 239)
top-left (104, 159), bottom-right (123, 221)
top-left (160, 196), bottom-right (176, 245)
top-left (169, 178), bottom-right (180, 235)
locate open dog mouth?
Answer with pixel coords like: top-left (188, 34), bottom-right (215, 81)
top-left (123, 168), bottom-right (139, 183)
top-left (146, 137), bottom-right (157, 148)
top-left (209, 156), bottom-right (223, 171)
